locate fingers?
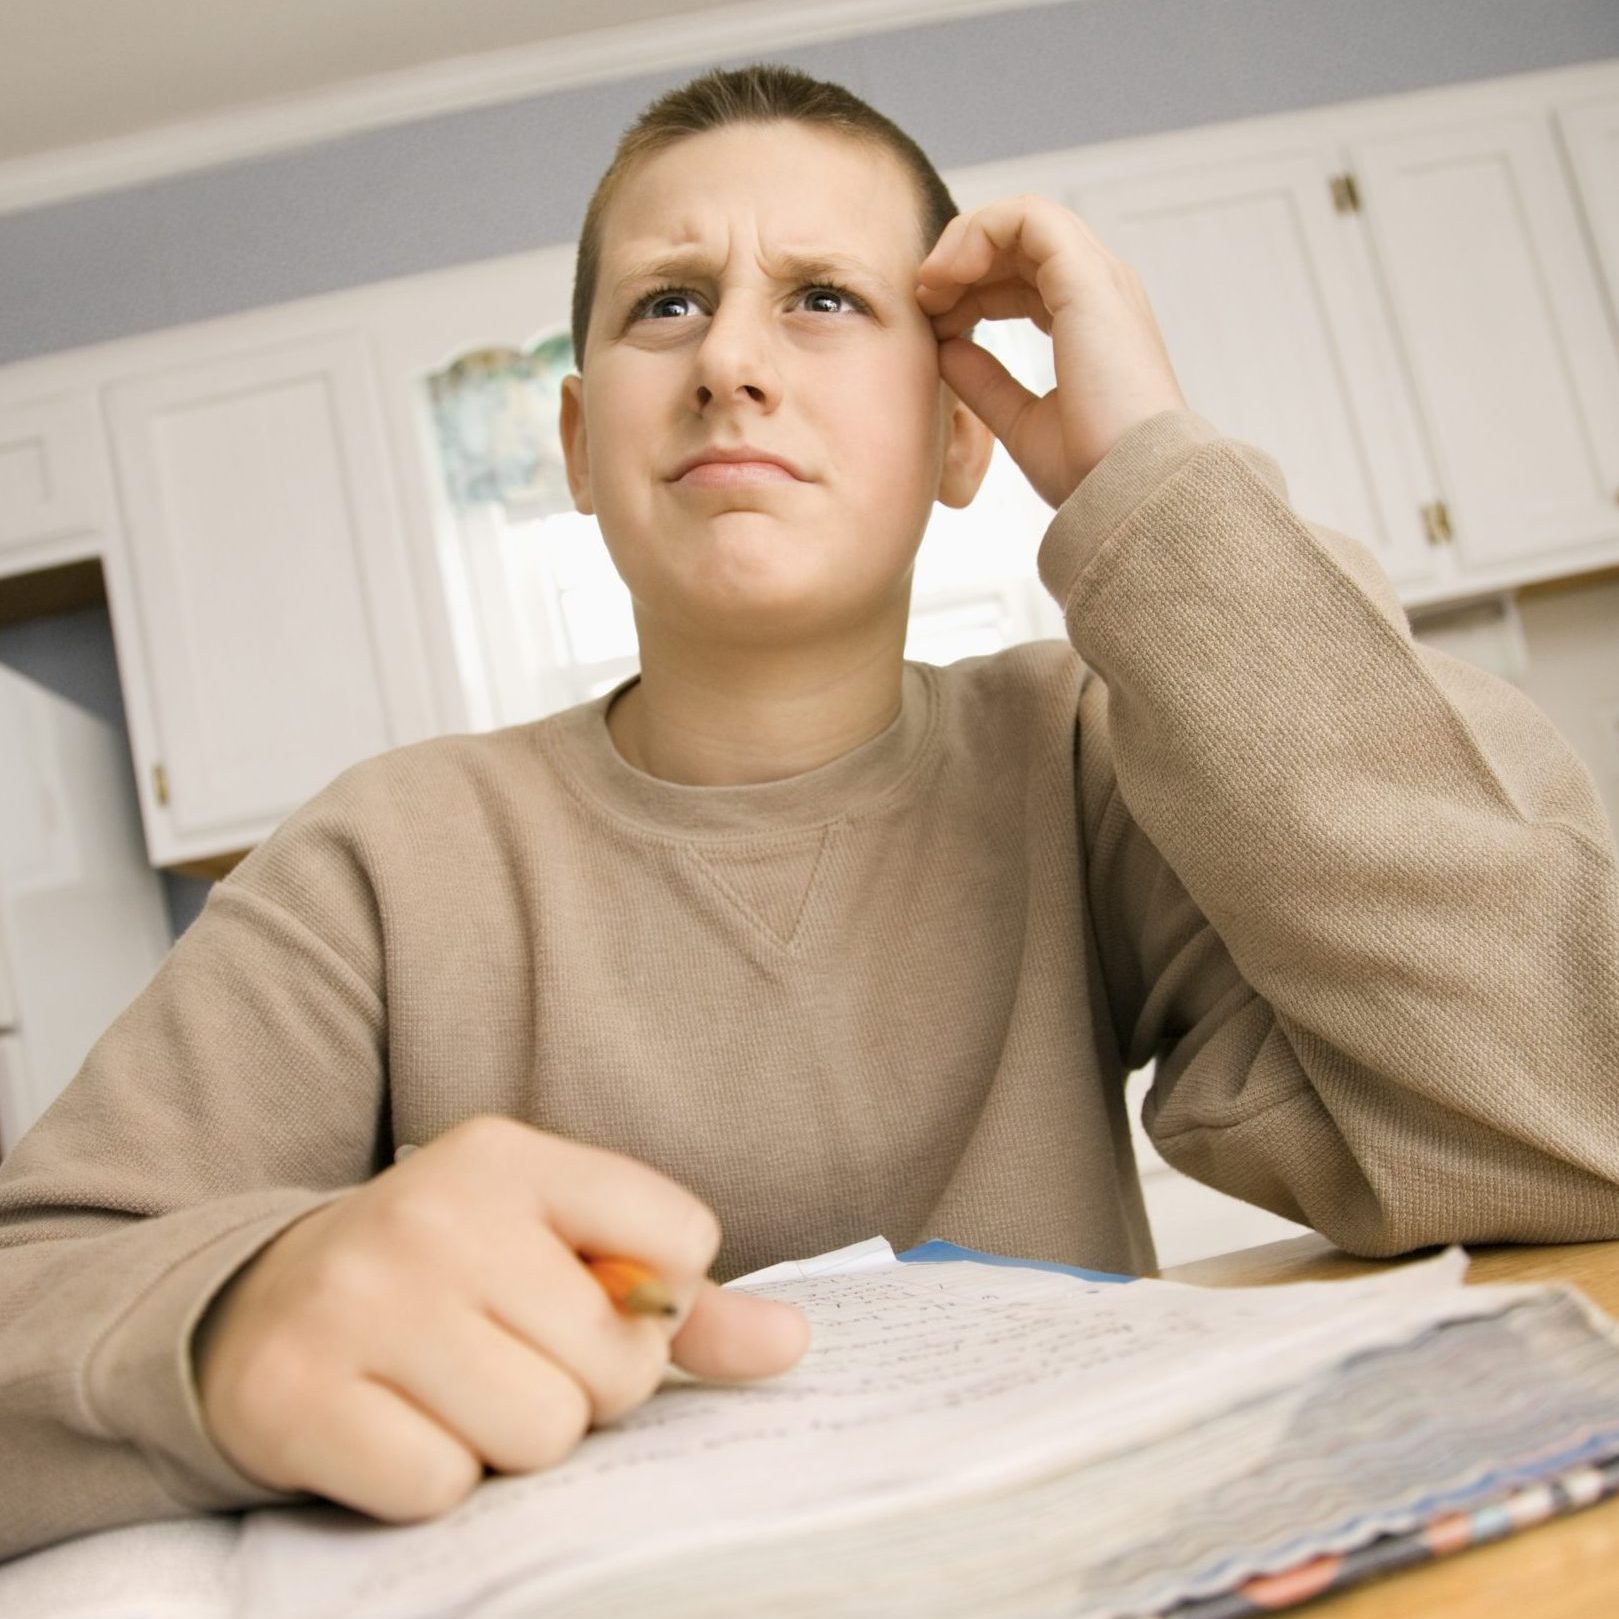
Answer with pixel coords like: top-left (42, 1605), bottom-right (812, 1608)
top-left (443, 1117), bottom-right (723, 1284)
top-left (198, 1117), bottom-right (762, 1528)
top-left (934, 339), bottom-right (1041, 449)
top-left (915, 193), bottom-right (1102, 327)
top-left (670, 1281), bottom-right (811, 1382)
top-left (395, 1123), bottom-right (709, 1424)
top-left (366, 1306), bottom-right (603, 1474)
top-left (924, 277), bottom-right (1053, 341)
top-left (472, 1226), bottom-right (681, 1423)
top-left (274, 1375), bottom-right (484, 1523)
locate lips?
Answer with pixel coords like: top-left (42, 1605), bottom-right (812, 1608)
top-left (676, 461), bottom-right (800, 490)
top-left (669, 445), bottom-right (806, 481)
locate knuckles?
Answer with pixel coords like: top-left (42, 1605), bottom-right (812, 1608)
top-left (297, 1237), bottom-right (398, 1320)
top-left (366, 1183), bottom-right (464, 1256)
top-left (526, 1376), bottom-right (595, 1469)
top-left (588, 1332), bottom-right (673, 1427)
top-left (674, 1200), bottom-right (723, 1275)
top-left (445, 1113), bottom-right (529, 1160)
top-left (485, 1370), bottom-right (594, 1476)
top-left (422, 1114), bottom-right (534, 1186)
top-left (384, 1449), bottom-right (484, 1522)
top-left (217, 1337), bottom-right (320, 1477)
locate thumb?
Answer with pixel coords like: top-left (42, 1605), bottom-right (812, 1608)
top-left (669, 1279), bottom-right (810, 1383)
top-left (937, 335), bottom-right (1034, 446)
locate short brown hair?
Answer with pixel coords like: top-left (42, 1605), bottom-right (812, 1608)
top-left (569, 62), bottom-right (962, 369)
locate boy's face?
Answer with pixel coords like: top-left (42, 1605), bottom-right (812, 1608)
top-left (559, 120), bottom-right (990, 648)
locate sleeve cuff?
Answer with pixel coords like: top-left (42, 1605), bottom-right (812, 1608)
top-left (82, 1188), bottom-right (348, 1513)
top-left (1036, 407), bottom-right (1227, 610)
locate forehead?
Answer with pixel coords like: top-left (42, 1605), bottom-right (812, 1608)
top-left (600, 122), bottom-right (920, 284)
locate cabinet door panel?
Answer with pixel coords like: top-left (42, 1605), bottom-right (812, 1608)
top-left (0, 392), bottom-right (103, 560)
top-left (1352, 114), bottom-right (1619, 574)
top-left (1558, 93), bottom-right (1619, 375)
top-left (1071, 149), bottom-right (1442, 594)
top-left (104, 333), bottom-right (409, 850)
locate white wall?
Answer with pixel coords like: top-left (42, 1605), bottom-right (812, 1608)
top-left (1411, 573), bottom-right (1619, 842)
top-left (1515, 575), bottom-right (1619, 836)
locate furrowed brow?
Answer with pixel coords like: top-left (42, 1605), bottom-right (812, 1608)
top-left (611, 251), bottom-right (886, 300)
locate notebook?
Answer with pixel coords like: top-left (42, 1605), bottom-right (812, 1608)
top-left (4, 1237), bottom-right (1618, 1619)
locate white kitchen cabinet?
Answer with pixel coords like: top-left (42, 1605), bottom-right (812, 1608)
top-left (1348, 111), bottom-right (1619, 589)
top-left (951, 70), bottom-right (1619, 617)
top-left (1556, 90), bottom-right (1619, 384)
top-left (0, 387), bottom-right (110, 576)
top-left (1061, 148), bottom-right (1444, 597)
top-left (0, 665), bottom-right (172, 1155)
top-left (101, 328), bottom-right (441, 865)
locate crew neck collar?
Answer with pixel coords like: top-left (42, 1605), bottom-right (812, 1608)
top-left (544, 661), bottom-right (938, 837)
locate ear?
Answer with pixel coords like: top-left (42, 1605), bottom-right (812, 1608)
top-left (558, 372), bottom-right (594, 515)
top-left (934, 380), bottom-right (996, 510)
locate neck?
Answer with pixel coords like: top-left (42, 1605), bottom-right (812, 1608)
top-left (606, 633), bottom-right (907, 787)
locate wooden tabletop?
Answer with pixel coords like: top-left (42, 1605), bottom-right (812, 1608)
top-left (1158, 1235), bottom-right (1619, 1619)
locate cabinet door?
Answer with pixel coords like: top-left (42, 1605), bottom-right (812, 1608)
top-left (103, 330), bottom-right (436, 864)
top-left (0, 663), bottom-right (172, 1150)
top-left (0, 390), bottom-right (106, 572)
top-left (1070, 148), bottom-right (1444, 595)
top-left (1350, 112), bottom-right (1619, 582)
top-left (1558, 92), bottom-right (1619, 379)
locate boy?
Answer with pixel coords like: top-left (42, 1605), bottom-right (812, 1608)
top-left (1, 61), bottom-right (1616, 1563)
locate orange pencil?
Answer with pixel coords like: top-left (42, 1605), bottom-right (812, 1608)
top-left (586, 1255), bottom-right (678, 1317)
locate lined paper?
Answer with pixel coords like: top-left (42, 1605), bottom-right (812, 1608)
top-left (225, 1245), bottom-right (1542, 1619)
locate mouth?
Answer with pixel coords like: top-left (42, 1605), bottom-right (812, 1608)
top-left (674, 461), bottom-right (803, 490)
top-left (668, 444), bottom-right (808, 482)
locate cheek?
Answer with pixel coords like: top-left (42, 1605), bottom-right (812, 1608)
top-left (849, 341), bottom-right (947, 447)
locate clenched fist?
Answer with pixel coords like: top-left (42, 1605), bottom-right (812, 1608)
top-left (192, 1116), bottom-right (809, 1522)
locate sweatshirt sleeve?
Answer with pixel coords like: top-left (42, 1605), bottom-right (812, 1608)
top-left (0, 775), bottom-right (391, 1562)
top-left (1040, 407), bottom-right (1619, 1257)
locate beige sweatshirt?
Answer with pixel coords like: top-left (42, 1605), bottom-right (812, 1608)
top-left (2, 407), bottom-right (1617, 1564)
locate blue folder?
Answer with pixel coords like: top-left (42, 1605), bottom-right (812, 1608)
top-left (894, 1238), bottom-right (1136, 1285)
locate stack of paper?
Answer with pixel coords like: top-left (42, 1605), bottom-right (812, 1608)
top-left (4, 1238), bottom-right (1618, 1619)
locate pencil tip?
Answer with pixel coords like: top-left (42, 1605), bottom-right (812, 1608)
top-left (626, 1280), bottom-right (680, 1317)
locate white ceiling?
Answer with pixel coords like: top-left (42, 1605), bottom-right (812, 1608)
top-left (0, 0), bottom-right (743, 163)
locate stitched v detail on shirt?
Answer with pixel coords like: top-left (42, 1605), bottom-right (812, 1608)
top-left (685, 827), bottom-right (836, 949)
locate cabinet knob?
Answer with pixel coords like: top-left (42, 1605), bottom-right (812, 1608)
top-left (1421, 500), bottom-right (1454, 547)
top-left (152, 762), bottom-right (169, 807)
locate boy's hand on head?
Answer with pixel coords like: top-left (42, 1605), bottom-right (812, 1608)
top-left (915, 193), bottom-right (1188, 507)
top-left (191, 1116), bottom-right (809, 1524)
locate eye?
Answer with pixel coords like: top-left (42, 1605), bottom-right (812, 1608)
top-left (627, 283), bottom-right (698, 322)
top-left (799, 282), bottom-right (867, 316)
top-left (627, 280), bottom-right (869, 322)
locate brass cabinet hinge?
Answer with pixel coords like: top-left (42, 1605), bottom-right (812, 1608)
top-left (1330, 172), bottom-right (1362, 214)
top-left (152, 762), bottom-right (170, 806)
top-left (1421, 500), bottom-right (1454, 547)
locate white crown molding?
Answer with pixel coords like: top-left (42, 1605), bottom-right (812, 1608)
top-left (0, 0), bottom-right (1078, 218)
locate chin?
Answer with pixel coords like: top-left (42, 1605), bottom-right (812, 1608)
top-left (670, 575), bottom-right (891, 645)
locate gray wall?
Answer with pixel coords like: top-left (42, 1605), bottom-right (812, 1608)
top-left (3, 0), bottom-right (1616, 945)
top-left (4, 0), bottom-right (1618, 365)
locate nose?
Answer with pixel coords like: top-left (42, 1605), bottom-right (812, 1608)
top-left (689, 293), bottom-right (780, 411)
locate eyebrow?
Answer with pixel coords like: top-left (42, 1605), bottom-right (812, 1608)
top-left (610, 250), bottom-right (889, 302)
